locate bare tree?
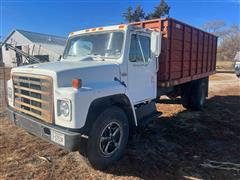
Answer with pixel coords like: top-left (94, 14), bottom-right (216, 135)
top-left (203, 20), bottom-right (240, 61)
top-left (203, 20), bottom-right (226, 33)
top-left (217, 25), bottom-right (240, 61)
top-left (202, 20), bottom-right (230, 39)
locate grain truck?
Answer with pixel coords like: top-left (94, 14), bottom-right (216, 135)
top-left (7, 18), bottom-right (217, 170)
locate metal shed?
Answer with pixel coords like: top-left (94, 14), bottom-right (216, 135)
top-left (1, 29), bottom-right (66, 67)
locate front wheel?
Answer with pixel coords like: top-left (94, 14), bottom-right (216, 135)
top-left (87, 106), bottom-right (129, 170)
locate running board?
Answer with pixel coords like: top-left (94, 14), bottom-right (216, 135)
top-left (135, 101), bottom-right (162, 126)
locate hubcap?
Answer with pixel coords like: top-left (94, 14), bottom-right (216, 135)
top-left (99, 122), bottom-right (122, 156)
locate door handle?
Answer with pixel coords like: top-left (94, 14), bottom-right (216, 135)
top-left (114, 77), bottom-right (126, 87)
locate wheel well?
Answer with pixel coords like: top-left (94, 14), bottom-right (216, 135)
top-left (180, 77), bottom-right (209, 97)
top-left (82, 94), bottom-right (136, 135)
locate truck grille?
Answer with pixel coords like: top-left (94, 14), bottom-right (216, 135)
top-left (12, 73), bottom-right (54, 123)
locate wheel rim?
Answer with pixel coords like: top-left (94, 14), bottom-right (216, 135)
top-left (99, 121), bottom-right (122, 157)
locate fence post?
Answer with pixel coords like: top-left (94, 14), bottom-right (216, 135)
top-left (0, 65), bottom-right (11, 112)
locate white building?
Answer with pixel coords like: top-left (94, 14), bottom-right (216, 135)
top-left (0, 43), bottom-right (3, 66)
top-left (2, 29), bottom-right (66, 67)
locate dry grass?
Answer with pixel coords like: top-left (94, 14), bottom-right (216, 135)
top-left (216, 60), bottom-right (235, 71)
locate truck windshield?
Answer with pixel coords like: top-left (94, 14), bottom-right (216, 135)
top-left (63, 31), bottom-right (124, 59)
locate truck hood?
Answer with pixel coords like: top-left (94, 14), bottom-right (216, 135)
top-left (12, 58), bottom-right (120, 88)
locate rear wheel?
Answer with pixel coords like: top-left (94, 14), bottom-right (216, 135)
top-left (181, 79), bottom-right (207, 110)
top-left (181, 82), bottom-right (192, 109)
top-left (87, 106), bottom-right (129, 170)
top-left (189, 80), bottom-right (207, 110)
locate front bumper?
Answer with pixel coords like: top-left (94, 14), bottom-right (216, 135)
top-left (7, 107), bottom-right (82, 151)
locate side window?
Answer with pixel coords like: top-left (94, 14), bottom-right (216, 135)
top-left (129, 34), bottom-right (150, 63)
top-left (129, 34), bottom-right (142, 62)
top-left (139, 35), bottom-right (151, 61)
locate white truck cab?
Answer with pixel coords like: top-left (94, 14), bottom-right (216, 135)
top-left (7, 24), bottom-right (161, 170)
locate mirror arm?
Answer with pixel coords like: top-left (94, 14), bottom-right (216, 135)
top-left (155, 56), bottom-right (159, 72)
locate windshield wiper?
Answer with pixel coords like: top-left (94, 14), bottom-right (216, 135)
top-left (89, 54), bottom-right (105, 61)
top-left (66, 55), bottom-right (77, 58)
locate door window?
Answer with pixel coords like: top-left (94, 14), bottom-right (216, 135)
top-left (129, 34), bottom-right (150, 63)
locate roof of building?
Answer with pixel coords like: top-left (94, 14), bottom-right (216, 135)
top-left (17, 29), bottom-right (66, 46)
top-left (2, 29), bottom-right (67, 54)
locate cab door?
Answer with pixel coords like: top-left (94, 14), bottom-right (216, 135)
top-left (127, 32), bottom-right (157, 104)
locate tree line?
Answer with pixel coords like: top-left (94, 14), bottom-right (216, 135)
top-left (122, 0), bottom-right (170, 23)
top-left (203, 20), bottom-right (240, 61)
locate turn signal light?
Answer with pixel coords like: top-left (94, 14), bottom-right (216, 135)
top-left (72, 79), bottom-right (82, 89)
top-left (118, 25), bottom-right (125, 29)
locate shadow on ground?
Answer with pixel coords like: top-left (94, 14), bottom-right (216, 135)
top-left (105, 95), bottom-right (240, 180)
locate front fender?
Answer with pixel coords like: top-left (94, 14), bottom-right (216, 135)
top-left (54, 81), bottom-right (137, 129)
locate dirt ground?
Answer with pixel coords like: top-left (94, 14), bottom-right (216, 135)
top-left (0, 73), bottom-right (240, 180)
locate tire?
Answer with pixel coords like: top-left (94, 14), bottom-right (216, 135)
top-left (189, 80), bottom-right (207, 110)
top-left (87, 106), bottom-right (129, 170)
top-left (181, 83), bottom-right (192, 109)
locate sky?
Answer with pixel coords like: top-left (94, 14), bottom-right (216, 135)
top-left (0, 0), bottom-right (239, 41)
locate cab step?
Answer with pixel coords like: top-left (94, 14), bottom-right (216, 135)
top-left (138, 112), bottom-right (162, 127)
top-left (135, 101), bottom-right (162, 127)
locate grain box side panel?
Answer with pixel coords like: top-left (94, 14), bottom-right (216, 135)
top-left (132, 18), bottom-right (217, 88)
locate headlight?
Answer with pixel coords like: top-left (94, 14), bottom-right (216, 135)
top-left (58, 100), bottom-right (71, 120)
top-left (60, 100), bottom-right (69, 117)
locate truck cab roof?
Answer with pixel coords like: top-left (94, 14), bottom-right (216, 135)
top-left (68, 24), bottom-right (153, 38)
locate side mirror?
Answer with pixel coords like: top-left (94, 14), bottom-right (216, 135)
top-left (151, 31), bottom-right (161, 58)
